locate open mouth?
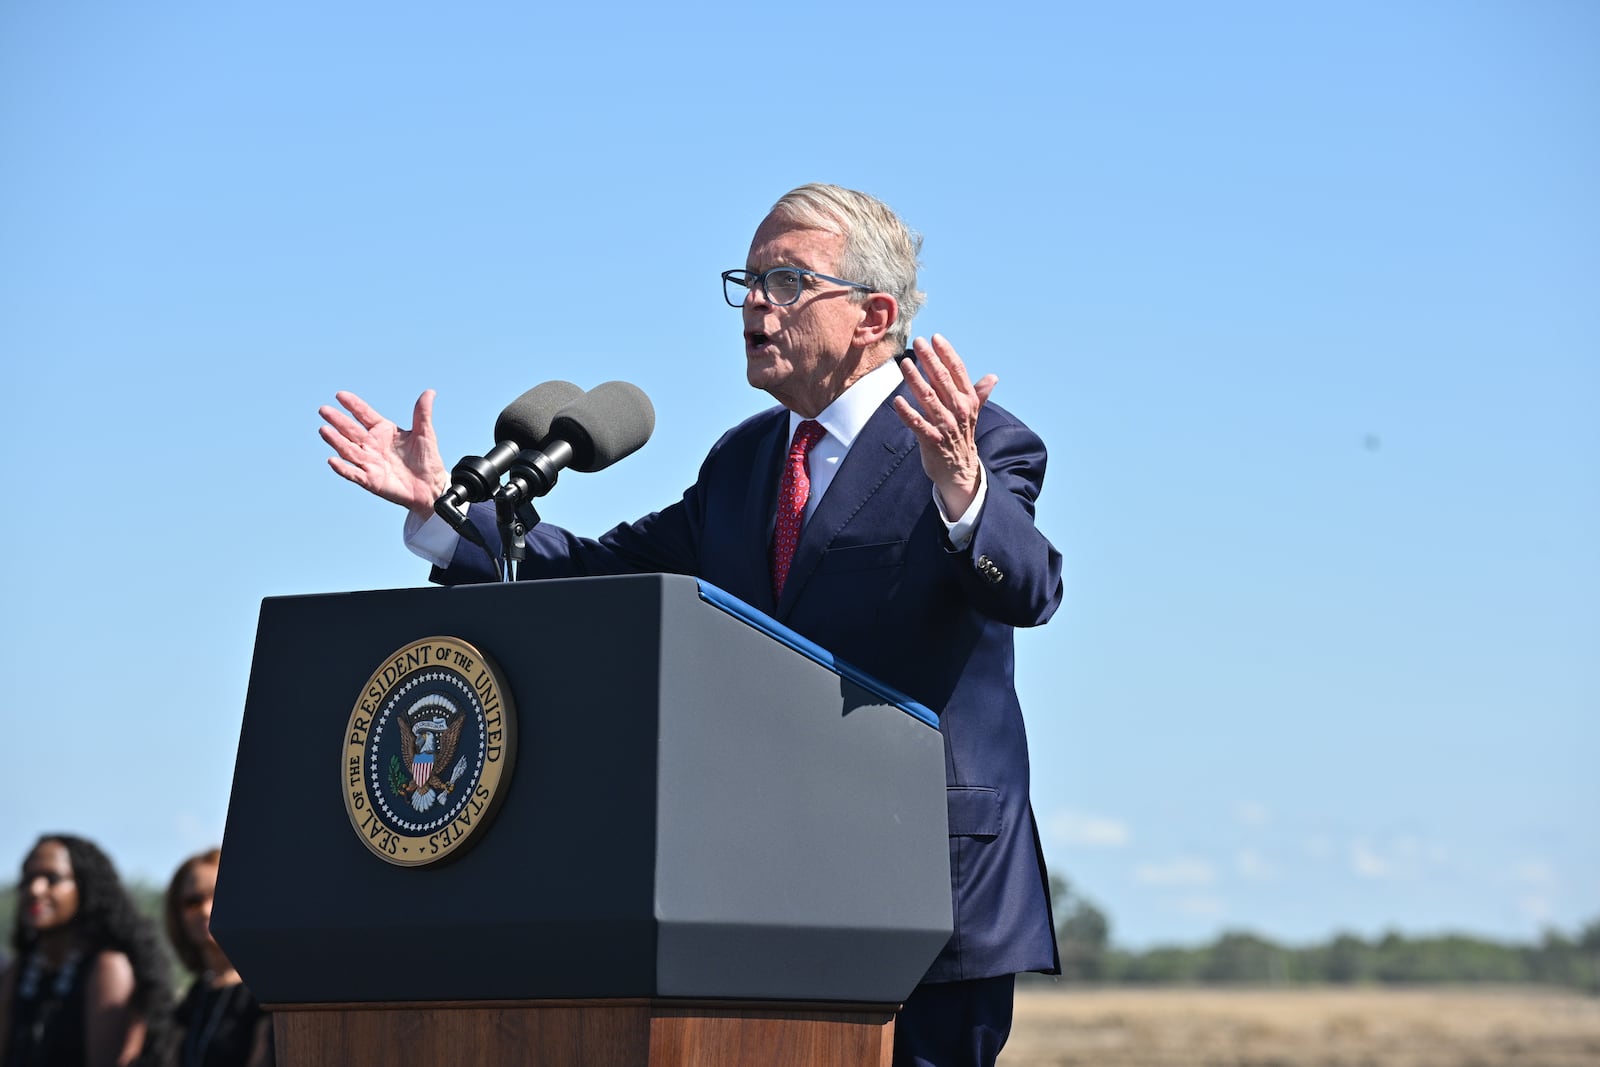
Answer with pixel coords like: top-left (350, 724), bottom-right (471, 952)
top-left (745, 330), bottom-right (771, 350)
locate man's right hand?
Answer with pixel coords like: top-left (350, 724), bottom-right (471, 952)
top-left (319, 389), bottom-right (450, 522)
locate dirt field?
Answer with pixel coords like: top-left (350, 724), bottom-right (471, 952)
top-left (998, 986), bottom-right (1600, 1067)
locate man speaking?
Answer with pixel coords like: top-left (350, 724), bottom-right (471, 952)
top-left (319, 183), bottom-right (1064, 1067)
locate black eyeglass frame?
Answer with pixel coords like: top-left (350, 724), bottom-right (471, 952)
top-left (721, 267), bottom-right (876, 308)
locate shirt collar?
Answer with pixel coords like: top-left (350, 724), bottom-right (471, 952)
top-left (787, 357), bottom-right (903, 447)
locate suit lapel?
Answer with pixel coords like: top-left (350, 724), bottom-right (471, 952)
top-left (741, 412), bottom-right (790, 613)
top-left (774, 388), bottom-right (918, 618)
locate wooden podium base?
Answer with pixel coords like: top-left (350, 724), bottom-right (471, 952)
top-left (270, 999), bottom-right (897, 1067)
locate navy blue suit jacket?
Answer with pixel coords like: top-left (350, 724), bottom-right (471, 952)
top-left (435, 381), bottom-right (1064, 982)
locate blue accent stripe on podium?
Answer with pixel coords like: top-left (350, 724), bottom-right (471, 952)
top-left (695, 579), bottom-right (940, 728)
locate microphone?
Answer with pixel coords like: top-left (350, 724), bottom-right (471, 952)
top-left (433, 380), bottom-right (585, 527)
top-left (497, 381), bottom-right (656, 503)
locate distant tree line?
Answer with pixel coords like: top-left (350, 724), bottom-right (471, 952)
top-left (5, 875), bottom-right (1594, 994)
top-left (1040, 876), bottom-right (1600, 991)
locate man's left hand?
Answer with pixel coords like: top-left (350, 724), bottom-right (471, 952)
top-left (893, 334), bottom-right (997, 518)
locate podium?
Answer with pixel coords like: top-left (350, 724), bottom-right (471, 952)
top-left (213, 573), bottom-right (952, 1066)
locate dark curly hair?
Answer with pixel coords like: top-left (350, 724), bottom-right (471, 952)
top-left (11, 834), bottom-right (176, 1063)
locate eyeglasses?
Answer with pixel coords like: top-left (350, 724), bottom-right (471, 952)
top-left (722, 267), bottom-right (875, 308)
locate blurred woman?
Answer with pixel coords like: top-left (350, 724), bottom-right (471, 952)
top-left (162, 851), bottom-right (271, 1067)
top-left (0, 834), bottom-right (173, 1067)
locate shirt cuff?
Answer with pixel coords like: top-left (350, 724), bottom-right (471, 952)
top-left (403, 509), bottom-right (462, 569)
top-left (935, 466), bottom-right (987, 551)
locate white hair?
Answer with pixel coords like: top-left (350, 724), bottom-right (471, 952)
top-left (768, 183), bottom-right (926, 351)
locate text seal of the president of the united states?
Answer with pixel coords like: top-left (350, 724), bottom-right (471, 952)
top-left (342, 636), bottom-right (516, 867)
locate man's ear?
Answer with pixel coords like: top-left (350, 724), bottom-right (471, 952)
top-left (852, 293), bottom-right (899, 347)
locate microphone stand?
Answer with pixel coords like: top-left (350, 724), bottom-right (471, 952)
top-left (489, 470), bottom-right (553, 585)
top-left (492, 443), bottom-right (576, 581)
top-left (493, 487), bottom-right (541, 583)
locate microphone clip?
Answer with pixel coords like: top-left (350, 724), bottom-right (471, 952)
top-left (493, 492), bottom-right (541, 576)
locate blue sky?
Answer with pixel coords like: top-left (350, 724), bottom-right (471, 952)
top-left (2, 2), bottom-right (1594, 949)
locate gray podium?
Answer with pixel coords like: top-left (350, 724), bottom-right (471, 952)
top-left (213, 573), bottom-right (951, 1066)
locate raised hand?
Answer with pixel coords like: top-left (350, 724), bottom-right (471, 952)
top-left (892, 334), bottom-right (998, 519)
top-left (318, 389), bottom-right (450, 520)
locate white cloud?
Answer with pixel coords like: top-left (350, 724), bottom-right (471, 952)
top-left (1047, 809), bottom-right (1131, 848)
top-left (1235, 848), bottom-right (1279, 881)
top-left (1390, 835), bottom-right (1450, 867)
top-left (1351, 838), bottom-right (1392, 879)
top-left (1348, 836), bottom-right (1451, 881)
top-left (1134, 857), bottom-right (1216, 887)
top-left (1513, 861), bottom-right (1556, 887)
top-left (1234, 801), bottom-right (1271, 827)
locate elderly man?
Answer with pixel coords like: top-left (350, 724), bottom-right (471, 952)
top-left (320, 183), bottom-right (1063, 1067)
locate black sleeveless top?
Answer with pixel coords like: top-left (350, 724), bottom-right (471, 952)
top-left (173, 979), bottom-right (272, 1067)
top-left (4, 951), bottom-right (92, 1067)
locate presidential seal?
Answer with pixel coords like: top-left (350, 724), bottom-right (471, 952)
top-left (342, 636), bottom-right (516, 867)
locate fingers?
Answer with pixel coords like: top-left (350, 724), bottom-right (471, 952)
top-left (894, 361), bottom-right (969, 463)
top-left (334, 390), bottom-right (387, 431)
top-left (318, 422), bottom-right (370, 466)
top-left (903, 334), bottom-right (996, 429)
top-left (319, 390), bottom-right (396, 489)
top-left (908, 337), bottom-right (957, 418)
top-left (974, 374), bottom-right (999, 406)
top-left (920, 333), bottom-right (973, 396)
top-left (896, 358), bottom-right (946, 443)
top-left (892, 394), bottom-right (937, 442)
top-left (896, 338), bottom-right (989, 517)
top-left (410, 389), bottom-right (436, 438)
top-left (317, 402), bottom-right (369, 443)
top-left (325, 454), bottom-right (374, 490)
top-left (319, 387), bottom-right (446, 512)
top-left (910, 334), bottom-right (992, 421)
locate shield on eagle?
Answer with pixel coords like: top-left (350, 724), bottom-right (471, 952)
top-left (398, 695), bottom-right (464, 812)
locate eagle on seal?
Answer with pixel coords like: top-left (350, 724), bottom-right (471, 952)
top-left (399, 694), bottom-right (466, 812)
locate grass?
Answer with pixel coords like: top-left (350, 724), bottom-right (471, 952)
top-left (998, 986), bottom-right (1600, 1067)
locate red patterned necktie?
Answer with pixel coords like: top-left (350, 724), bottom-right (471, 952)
top-left (771, 419), bottom-right (826, 602)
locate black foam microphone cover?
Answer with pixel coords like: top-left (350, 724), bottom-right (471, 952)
top-left (547, 381), bottom-right (656, 473)
top-left (494, 380), bottom-right (586, 448)
top-left (439, 380), bottom-right (587, 510)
